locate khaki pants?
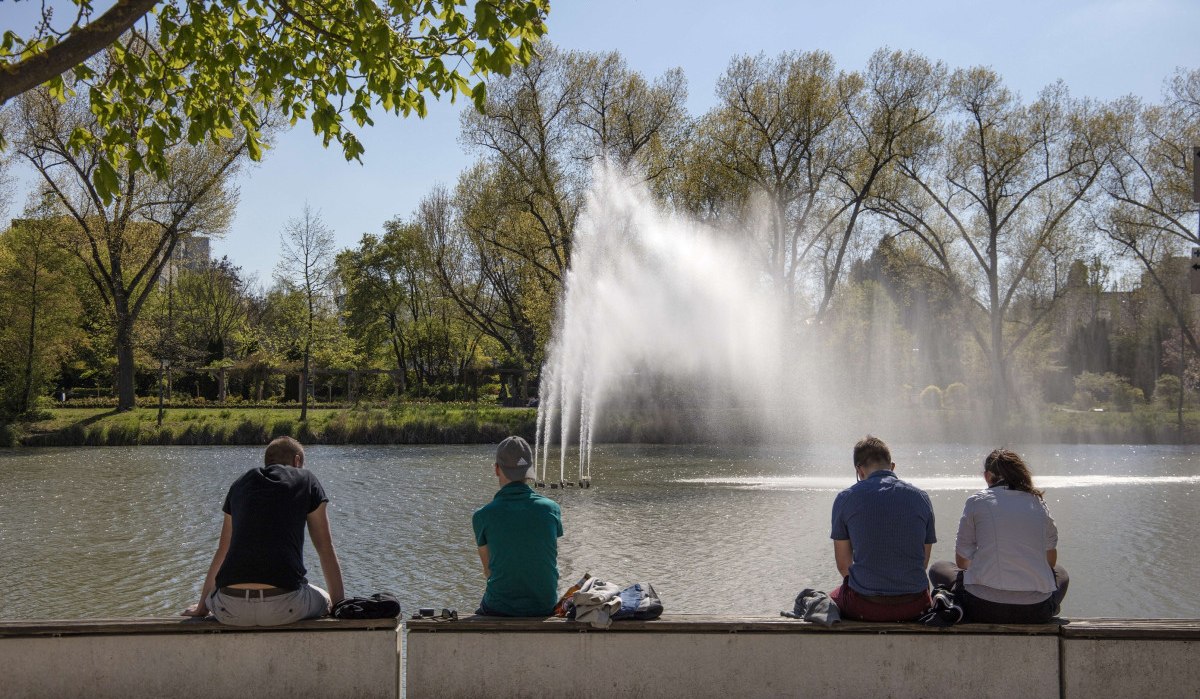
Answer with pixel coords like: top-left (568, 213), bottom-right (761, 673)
top-left (208, 584), bottom-right (331, 626)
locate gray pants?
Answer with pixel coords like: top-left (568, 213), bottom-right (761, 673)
top-left (208, 584), bottom-right (331, 627)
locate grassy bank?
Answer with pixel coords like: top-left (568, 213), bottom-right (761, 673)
top-left (3, 403), bottom-right (1198, 448)
top-left (7, 404), bottom-right (537, 447)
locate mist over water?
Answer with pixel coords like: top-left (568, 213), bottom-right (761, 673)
top-left (534, 165), bottom-right (992, 484)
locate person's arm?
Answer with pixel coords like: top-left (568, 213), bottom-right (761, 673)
top-left (833, 539), bottom-right (853, 578)
top-left (182, 514), bottom-right (233, 616)
top-left (478, 545), bottom-right (491, 578)
top-left (1044, 502), bottom-right (1059, 570)
top-left (307, 502), bottom-right (344, 604)
top-left (923, 543), bottom-right (932, 569)
top-left (954, 501), bottom-right (976, 571)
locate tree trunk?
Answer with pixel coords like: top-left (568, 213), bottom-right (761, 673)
top-left (987, 303), bottom-right (1010, 433)
top-left (388, 321), bottom-right (408, 395)
top-left (300, 347), bottom-right (310, 422)
top-left (115, 305), bottom-right (137, 411)
top-left (18, 264), bottom-right (40, 416)
top-left (217, 366), bottom-right (227, 404)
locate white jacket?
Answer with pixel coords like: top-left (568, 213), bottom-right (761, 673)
top-left (956, 486), bottom-right (1058, 595)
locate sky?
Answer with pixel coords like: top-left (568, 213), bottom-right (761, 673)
top-left (3, 0), bottom-right (1198, 284)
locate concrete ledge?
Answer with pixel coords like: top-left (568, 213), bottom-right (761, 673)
top-left (0, 616), bottom-right (396, 637)
top-left (0, 618), bottom-right (401, 699)
top-left (406, 614), bottom-right (1060, 634)
top-left (1059, 617), bottom-right (1200, 639)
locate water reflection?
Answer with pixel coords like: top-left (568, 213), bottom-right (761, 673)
top-left (0, 443), bottom-right (1197, 620)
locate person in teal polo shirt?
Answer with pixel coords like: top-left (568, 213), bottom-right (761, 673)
top-left (473, 436), bottom-right (563, 616)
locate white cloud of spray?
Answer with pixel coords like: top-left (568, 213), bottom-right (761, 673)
top-left (535, 164), bottom-right (791, 483)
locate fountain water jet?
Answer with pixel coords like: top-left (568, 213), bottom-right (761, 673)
top-left (535, 165), bottom-right (792, 484)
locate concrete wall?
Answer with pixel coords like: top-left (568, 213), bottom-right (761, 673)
top-left (1062, 639), bottom-right (1198, 698)
top-left (1059, 619), bottom-right (1200, 699)
top-left (407, 630), bottom-right (1058, 699)
top-left (405, 616), bottom-right (1200, 699)
top-left (0, 619), bottom-right (400, 699)
top-left (4, 616), bottom-right (1199, 698)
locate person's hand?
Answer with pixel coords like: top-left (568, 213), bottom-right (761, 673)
top-left (181, 604), bottom-right (208, 617)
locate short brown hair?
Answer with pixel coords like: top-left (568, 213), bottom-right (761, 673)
top-left (264, 436), bottom-right (304, 467)
top-left (853, 435), bottom-right (891, 469)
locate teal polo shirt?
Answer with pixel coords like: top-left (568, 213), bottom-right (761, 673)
top-left (473, 482), bottom-right (563, 616)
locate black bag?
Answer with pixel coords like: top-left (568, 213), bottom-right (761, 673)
top-left (611, 582), bottom-right (664, 621)
top-left (917, 586), bottom-right (963, 627)
top-left (332, 593), bottom-right (402, 619)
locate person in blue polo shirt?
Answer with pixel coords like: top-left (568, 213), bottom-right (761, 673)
top-left (473, 436), bottom-right (562, 617)
top-left (830, 435), bottom-right (935, 622)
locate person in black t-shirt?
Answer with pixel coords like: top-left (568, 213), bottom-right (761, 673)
top-left (183, 436), bottom-right (345, 626)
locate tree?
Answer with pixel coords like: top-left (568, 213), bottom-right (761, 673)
top-left (1098, 68), bottom-right (1200, 353)
top-left (15, 63), bottom-right (244, 411)
top-left (0, 211), bottom-right (82, 416)
top-left (274, 204), bottom-right (336, 421)
top-left (341, 217), bottom-right (492, 398)
top-left (460, 43), bottom-right (690, 287)
top-left (427, 171), bottom-right (550, 391)
top-left (338, 222), bottom-right (425, 395)
top-left (566, 51), bottom-right (689, 192)
top-left (816, 49), bottom-right (945, 321)
top-left (1, 0), bottom-right (550, 199)
top-left (459, 43), bottom-right (581, 289)
top-left (684, 50), bottom-right (849, 313)
top-left (679, 49), bottom-right (944, 322)
top-left (878, 69), bottom-right (1109, 426)
top-left (453, 44), bottom-right (690, 389)
top-left (174, 257), bottom-right (251, 402)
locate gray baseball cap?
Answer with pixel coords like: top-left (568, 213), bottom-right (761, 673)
top-left (495, 436), bottom-right (535, 481)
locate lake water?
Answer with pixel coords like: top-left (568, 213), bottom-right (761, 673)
top-left (1, 443), bottom-right (1198, 620)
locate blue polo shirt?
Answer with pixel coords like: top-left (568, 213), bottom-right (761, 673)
top-left (831, 470), bottom-right (936, 596)
top-left (473, 482), bottom-right (562, 616)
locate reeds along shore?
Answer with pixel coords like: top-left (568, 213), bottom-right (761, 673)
top-left (3, 403), bottom-right (1200, 447)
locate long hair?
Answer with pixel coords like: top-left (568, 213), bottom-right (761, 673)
top-left (984, 448), bottom-right (1043, 499)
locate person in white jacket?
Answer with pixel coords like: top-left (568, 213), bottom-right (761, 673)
top-left (929, 448), bottom-right (1068, 623)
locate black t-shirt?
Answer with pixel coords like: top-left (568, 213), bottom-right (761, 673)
top-left (214, 464), bottom-right (328, 590)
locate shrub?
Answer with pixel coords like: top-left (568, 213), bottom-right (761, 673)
top-left (1114, 386), bottom-right (1144, 412)
top-left (230, 418), bottom-right (268, 444)
top-left (113, 423), bottom-right (141, 445)
top-left (270, 419), bottom-right (294, 438)
top-left (943, 382), bottom-right (970, 410)
top-left (1074, 372), bottom-right (1142, 412)
top-left (919, 385), bottom-right (943, 410)
top-left (295, 420), bottom-right (316, 443)
top-left (1155, 374), bottom-right (1183, 408)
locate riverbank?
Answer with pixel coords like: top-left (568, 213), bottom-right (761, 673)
top-left (3, 404), bottom-right (537, 447)
top-left (2, 403), bottom-right (1197, 447)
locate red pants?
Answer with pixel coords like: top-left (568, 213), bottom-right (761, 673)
top-left (831, 580), bottom-right (931, 622)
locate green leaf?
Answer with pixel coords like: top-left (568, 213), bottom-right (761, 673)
top-left (92, 158), bottom-right (121, 204)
